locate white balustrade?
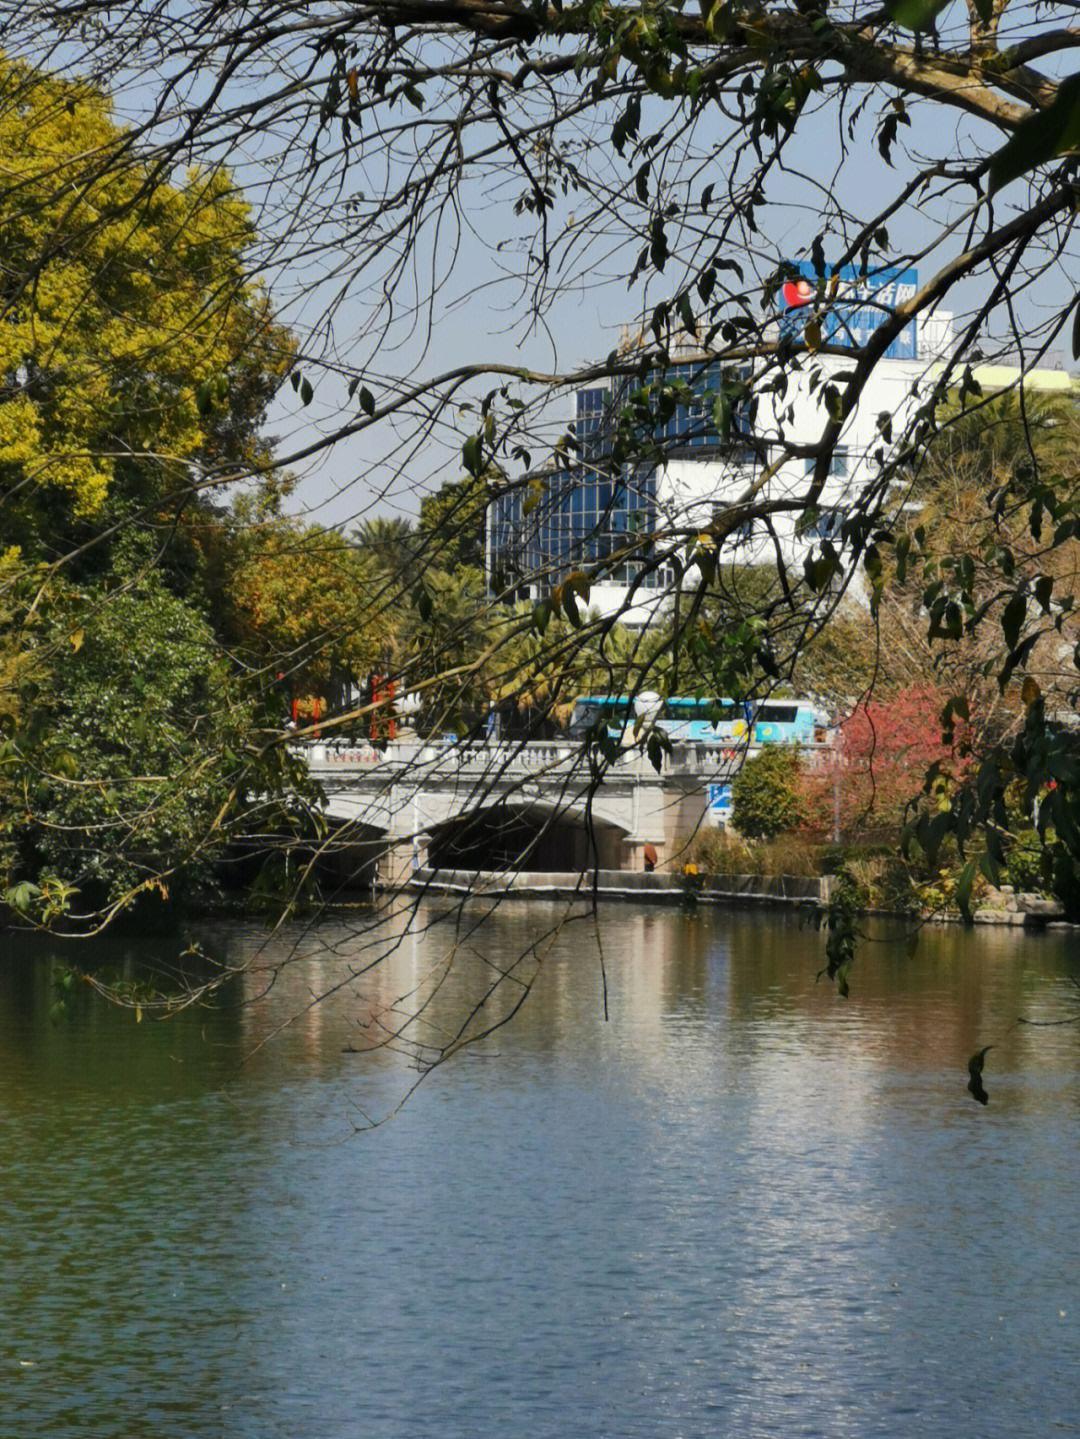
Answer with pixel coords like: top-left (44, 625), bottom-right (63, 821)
top-left (302, 737), bottom-right (822, 780)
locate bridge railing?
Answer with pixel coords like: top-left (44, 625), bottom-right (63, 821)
top-left (299, 737), bottom-right (822, 779)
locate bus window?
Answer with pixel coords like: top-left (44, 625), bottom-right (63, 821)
top-left (758, 704), bottom-right (798, 724)
top-left (663, 700), bottom-right (707, 721)
top-left (663, 699), bottom-right (741, 723)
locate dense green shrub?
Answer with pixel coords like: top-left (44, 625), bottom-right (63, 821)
top-left (1003, 828), bottom-right (1080, 915)
top-left (732, 747), bottom-right (805, 839)
top-left (1005, 830), bottom-right (1049, 893)
top-left (1051, 850), bottom-right (1080, 919)
top-left (7, 567), bottom-right (314, 920)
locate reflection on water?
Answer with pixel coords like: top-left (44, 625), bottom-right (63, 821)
top-left (2, 903), bottom-right (1078, 1438)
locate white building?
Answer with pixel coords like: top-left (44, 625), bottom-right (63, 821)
top-left (487, 268), bottom-right (1073, 626)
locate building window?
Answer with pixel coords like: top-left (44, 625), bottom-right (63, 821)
top-left (574, 364), bottom-right (755, 460)
top-left (805, 448), bottom-right (849, 479)
top-left (804, 508), bottom-right (844, 540)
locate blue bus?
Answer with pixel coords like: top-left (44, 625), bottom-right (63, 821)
top-left (568, 695), bottom-right (828, 747)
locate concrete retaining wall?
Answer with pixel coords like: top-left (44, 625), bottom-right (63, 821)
top-left (387, 867), bottom-right (1080, 929)
top-left (405, 868), bottom-right (832, 907)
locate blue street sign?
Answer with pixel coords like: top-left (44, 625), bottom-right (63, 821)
top-left (708, 783), bottom-right (733, 815)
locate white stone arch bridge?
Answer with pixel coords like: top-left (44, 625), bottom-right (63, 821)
top-left (303, 739), bottom-right (744, 883)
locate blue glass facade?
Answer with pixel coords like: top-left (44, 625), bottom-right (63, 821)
top-left (804, 448), bottom-right (849, 478)
top-left (652, 361), bottom-right (753, 452)
top-left (489, 463), bottom-right (660, 592)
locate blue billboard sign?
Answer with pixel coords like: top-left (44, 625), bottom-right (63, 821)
top-left (779, 263), bottom-right (919, 360)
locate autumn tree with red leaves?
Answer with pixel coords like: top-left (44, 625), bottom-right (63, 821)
top-left (800, 686), bottom-right (972, 843)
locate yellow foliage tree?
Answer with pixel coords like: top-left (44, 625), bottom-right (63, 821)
top-left (0, 56), bottom-right (291, 536)
top-left (217, 514), bottom-right (388, 703)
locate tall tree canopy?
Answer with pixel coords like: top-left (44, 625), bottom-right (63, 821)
top-left (0, 57), bottom-right (304, 927)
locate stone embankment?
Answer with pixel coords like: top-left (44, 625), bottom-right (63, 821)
top-left (972, 884), bottom-right (1071, 928)
top-left (406, 869), bottom-right (1079, 927)
top-left (410, 868), bottom-right (830, 906)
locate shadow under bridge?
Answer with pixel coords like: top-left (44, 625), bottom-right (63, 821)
top-left (427, 799), bottom-right (629, 873)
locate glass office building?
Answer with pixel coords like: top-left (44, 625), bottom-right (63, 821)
top-left (488, 360), bottom-right (750, 598)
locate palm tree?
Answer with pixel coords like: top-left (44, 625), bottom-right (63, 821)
top-left (352, 516), bottom-right (418, 573)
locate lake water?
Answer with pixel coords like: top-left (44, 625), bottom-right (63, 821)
top-left (2, 900), bottom-right (1078, 1437)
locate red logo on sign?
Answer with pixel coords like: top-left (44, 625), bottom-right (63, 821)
top-left (782, 277), bottom-right (814, 308)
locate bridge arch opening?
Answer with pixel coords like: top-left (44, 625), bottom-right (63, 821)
top-left (427, 802), bottom-right (626, 873)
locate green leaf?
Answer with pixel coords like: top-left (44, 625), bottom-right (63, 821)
top-left (611, 94), bottom-right (641, 156)
top-left (299, 376), bottom-right (314, 406)
top-left (563, 570), bottom-right (591, 606)
top-left (413, 585), bottom-right (433, 622)
top-left (649, 216), bottom-right (669, 273)
top-left (885, 0), bottom-right (948, 30)
top-left (978, 850), bottom-right (1002, 887)
top-left (955, 856), bottom-right (979, 920)
top-left (522, 477), bottom-right (546, 515)
top-left (1001, 590), bottom-right (1027, 650)
top-left (929, 598), bottom-right (963, 641)
top-left (941, 694), bottom-right (970, 731)
top-left (988, 73), bottom-right (1080, 194)
top-left (958, 365), bottom-right (983, 401)
top-left (803, 550), bottom-right (839, 593)
top-left (646, 732), bottom-right (664, 774)
top-left (5, 880), bottom-right (42, 914)
top-left (894, 531), bottom-right (910, 581)
top-left (51, 748), bottom-right (80, 779)
top-left (462, 433), bottom-right (483, 476)
top-left (676, 291), bottom-right (697, 337)
top-left (967, 1045), bottom-right (992, 1106)
top-left (712, 391), bottom-right (732, 439)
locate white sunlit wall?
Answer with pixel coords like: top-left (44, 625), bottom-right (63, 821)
top-left (658, 308), bottom-right (959, 580)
